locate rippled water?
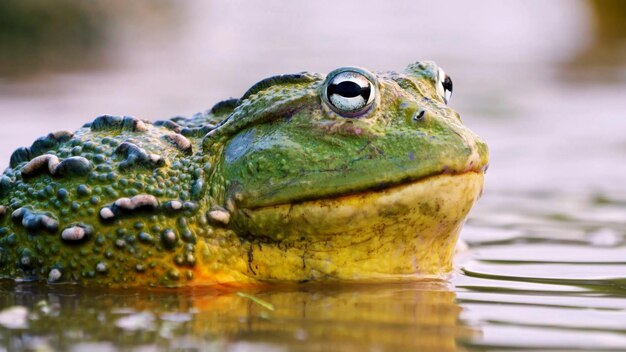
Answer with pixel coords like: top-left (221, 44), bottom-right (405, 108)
top-left (1, 0), bottom-right (626, 351)
top-left (458, 191), bottom-right (626, 351)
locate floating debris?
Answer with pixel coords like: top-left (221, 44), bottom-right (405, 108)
top-left (115, 312), bottom-right (155, 331)
top-left (48, 268), bottom-right (62, 283)
top-left (0, 306), bottom-right (29, 329)
top-left (236, 292), bottom-right (275, 311)
top-left (587, 228), bottom-right (621, 247)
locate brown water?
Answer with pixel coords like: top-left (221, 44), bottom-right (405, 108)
top-left (1, 0), bottom-right (626, 351)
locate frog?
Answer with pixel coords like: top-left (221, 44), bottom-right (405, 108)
top-left (0, 61), bottom-right (488, 287)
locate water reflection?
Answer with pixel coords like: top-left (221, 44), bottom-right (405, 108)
top-left (0, 282), bottom-right (474, 351)
top-left (458, 190), bottom-right (626, 351)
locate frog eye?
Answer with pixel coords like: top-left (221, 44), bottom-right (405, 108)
top-left (436, 67), bottom-right (453, 104)
top-left (323, 68), bottom-right (377, 117)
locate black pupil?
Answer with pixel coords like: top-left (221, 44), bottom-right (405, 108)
top-left (442, 76), bottom-right (453, 92)
top-left (328, 80), bottom-right (371, 103)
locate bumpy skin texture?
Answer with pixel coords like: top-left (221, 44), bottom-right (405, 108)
top-left (0, 62), bottom-right (488, 287)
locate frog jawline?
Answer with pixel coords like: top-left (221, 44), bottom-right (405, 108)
top-left (232, 171), bottom-right (485, 281)
top-left (241, 169), bottom-right (484, 211)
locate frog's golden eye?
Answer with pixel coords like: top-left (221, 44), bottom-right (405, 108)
top-left (322, 68), bottom-right (377, 117)
top-left (436, 67), bottom-right (453, 104)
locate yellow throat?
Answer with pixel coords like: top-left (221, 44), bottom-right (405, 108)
top-left (197, 172), bottom-right (485, 284)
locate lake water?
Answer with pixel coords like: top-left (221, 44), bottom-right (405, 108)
top-left (1, 0), bottom-right (625, 350)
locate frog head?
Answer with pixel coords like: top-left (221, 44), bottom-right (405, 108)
top-left (204, 61), bottom-right (489, 281)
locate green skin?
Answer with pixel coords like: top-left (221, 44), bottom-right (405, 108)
top-left (0, 62), bottom-right (488, 287)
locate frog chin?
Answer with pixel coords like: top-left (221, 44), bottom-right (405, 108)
top-left (230, 171), bottom-right (485, 282)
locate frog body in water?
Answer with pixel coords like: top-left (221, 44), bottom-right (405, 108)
top-left (0, 62), bottom-right (488, 287)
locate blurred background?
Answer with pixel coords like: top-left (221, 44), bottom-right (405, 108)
top-left (2, 1), bottom-right (626, 351)
top-left (1, 0), bottom-right (625, 195)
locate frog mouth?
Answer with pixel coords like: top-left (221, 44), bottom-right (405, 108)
top-left (234, 160), bottom-right (487, 210)
top-left (231, 170), bottom-right (485, 241)
top-left (228, 171), bottom-right (485, 281)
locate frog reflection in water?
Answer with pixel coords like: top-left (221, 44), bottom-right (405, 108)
top-left (0, 62), bottom-right (488, 287)
top-left (1, 282), bottom-right (473, 351)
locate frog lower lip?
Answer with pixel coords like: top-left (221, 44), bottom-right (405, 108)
top-left (238, 168), bottom-right (485, 211)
